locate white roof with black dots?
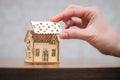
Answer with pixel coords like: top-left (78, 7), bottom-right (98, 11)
top-left (31, 21), bottom-right (62, 34)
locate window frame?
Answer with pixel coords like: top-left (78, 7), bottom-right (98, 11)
top-left (35, 48), bottom-right (40, 57)
top-left (52, 49), bottom-right (56, 57)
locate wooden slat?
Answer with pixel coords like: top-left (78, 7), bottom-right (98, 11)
top-left (0, 68), bottom-right (120, 80)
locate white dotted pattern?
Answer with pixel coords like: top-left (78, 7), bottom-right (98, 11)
top-left (31, 21), bottom-right (62, 34)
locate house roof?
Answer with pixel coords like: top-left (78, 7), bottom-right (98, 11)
top-left (31, 21), bottom-right (62, 34)
top-left (24, 30), bottom-right (58, 43)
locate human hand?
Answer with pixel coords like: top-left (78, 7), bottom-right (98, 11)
top-left (51, 5), bottom-right (120, 57)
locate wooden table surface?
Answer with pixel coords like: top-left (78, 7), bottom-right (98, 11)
top-left (0, 58), bottom-right (120, 80)
top-left (0, 58), bottom-right (120, 68)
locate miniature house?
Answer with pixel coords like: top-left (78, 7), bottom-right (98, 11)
top-left (24, 21), bottom-right (62, 64)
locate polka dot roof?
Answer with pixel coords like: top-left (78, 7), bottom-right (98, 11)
top-left (31, 21), bottom-right (62, 34)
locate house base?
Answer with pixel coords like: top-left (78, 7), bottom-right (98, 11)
top-left (24, 61), bottom-right (59, 64)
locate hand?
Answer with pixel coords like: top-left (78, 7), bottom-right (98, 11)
top-left (51, 5), bottom-right (120, 57)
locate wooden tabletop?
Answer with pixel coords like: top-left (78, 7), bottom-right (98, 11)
top-left (0, 58), bottom-right (120, 80)
top-left (0, 58), bottom-right (120, 68)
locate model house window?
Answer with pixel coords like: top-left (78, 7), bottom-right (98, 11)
top-left (27, 40), bottom-right (30, 44)
top-left (35, 48), bottom-right (39, 56)
top-left (52, 49), bottom-right (56, 57)
top-left (52, 40), bottom-right (55, 44)
top-left (51, 40), bottom-right (55, 44)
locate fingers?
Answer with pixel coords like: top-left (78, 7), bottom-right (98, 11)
top-left (50, 5), bottom-right (85, 22)
top-left (59, 29), bottom-right (86, 39)
top-left (50, 12), bottom-right (65, 22)
top-left (50, 5), bottom-right (92, 29)
top-left (63, 19), bottom-right (73, 29)
top-left (63, 18), bottom-right (85, 29)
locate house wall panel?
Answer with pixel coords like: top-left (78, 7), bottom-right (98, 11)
top-left (34, 43), bottom-right (58, 63)
top-left (25, 32), bottom-right (33, 62)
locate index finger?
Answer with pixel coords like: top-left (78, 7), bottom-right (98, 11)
top-left (50, 5), bottom-right (85, 22)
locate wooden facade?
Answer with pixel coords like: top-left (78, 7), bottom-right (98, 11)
top-left (24, 30), bottom-right (59, 64)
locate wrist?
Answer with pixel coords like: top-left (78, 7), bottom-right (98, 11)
top-left (102, 32), bottom-right (120, 57)
top-left (89, 29), bottom-right (120, 57)
top-left (112, 34), bottom-right (120, 57)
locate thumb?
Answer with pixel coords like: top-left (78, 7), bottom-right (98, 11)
top-left (59, 29), bottom-right (87, 40)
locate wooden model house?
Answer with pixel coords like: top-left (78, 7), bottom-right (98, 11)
top-left (24, 21), bottom-right (62, 64)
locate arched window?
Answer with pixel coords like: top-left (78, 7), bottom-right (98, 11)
top-left (51, 40), bottom-right (55, 44)
top-left (42, 49), bottom-right (48, 62)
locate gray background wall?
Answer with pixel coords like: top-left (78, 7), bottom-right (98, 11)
top-left (0, 0), bottom-right (120, 65)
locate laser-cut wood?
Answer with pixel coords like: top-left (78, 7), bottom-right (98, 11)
top-left (24, 21), bottom-right (62, 64)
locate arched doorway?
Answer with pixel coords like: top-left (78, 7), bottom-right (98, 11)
top-left (42, 49), bottom-right (48, 62)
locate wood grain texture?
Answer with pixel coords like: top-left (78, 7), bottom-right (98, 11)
top-left (0, 68), bottom-right (120, 80)
top-left (0, 58), bottom-right (120, 80)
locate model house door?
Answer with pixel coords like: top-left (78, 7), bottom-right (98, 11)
top-left (42, 49), bottom-right (48, 62)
